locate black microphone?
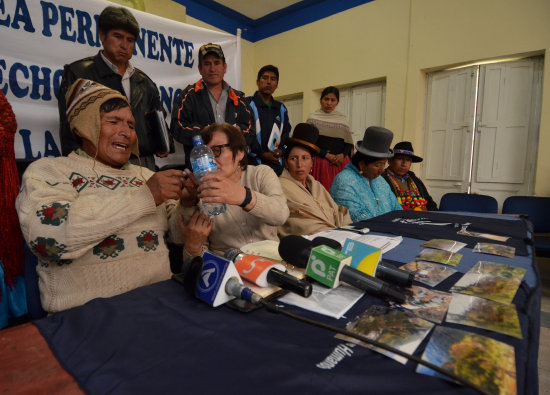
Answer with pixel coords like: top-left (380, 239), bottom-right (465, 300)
top-left (224, 249), bottom-right (312, 298)
top-left (171, 255), bottom-right (204, 297)
top-left (311, 236), bottom-right (342, 250)
top-left (376, 261), bottom-right (414, 287)
top-left (312, 236), bottom-right (413, 287)
top-left (278, 235), bottom-right (405, 303)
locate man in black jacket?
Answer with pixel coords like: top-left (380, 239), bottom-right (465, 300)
top-left (57, 6), bottom-right (167, 171)
top-left (170, 43), bottom-right (255, 168)
top-left (382, 141), bottom-right (438, 211)
top-left (245, 65), bottom-right (291, 175)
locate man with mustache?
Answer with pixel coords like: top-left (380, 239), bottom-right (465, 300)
top-left (170, 43), bottom-right (255, 168)
top-left (58, 6), bottom-right (167, 171)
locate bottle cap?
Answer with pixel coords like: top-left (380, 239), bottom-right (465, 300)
top-left (192, 135), bottom-right (203, 146)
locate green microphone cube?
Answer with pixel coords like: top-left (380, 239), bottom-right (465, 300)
top-left (306, 245), bottom-right (351, 288)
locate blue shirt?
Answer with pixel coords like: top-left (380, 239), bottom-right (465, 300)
top-left (330, 163), bottom-right (402, 222)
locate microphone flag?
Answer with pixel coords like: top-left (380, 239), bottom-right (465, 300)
top-left (233, 254), bottom-right (286, 287)
top-left (306, 245), bottom-right (351, 288)
top-left (196, 252), bottom-right (243, 307)
top-left (341, 238), bottom-right (382, 276)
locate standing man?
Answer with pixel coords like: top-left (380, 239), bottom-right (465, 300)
top-left (58, 6), bottom-right (167, 171)
top-left (170, 43), bottom-right (255, 168)
top-left (246, 65), bottom-right (291, 175)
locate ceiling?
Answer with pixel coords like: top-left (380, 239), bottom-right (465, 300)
top-left (174, 0), bottom-right (373, 42)
top-left (213, 0), bottom-right (304, 20)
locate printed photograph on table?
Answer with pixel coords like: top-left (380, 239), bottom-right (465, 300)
top-left (446, 293), bottom-right (522, 339)
top-left (400, 261), bottom-right (458, 287)
top-left (396, 285), bottom-right (452, 324)
top-left (421, 239), bottom-right (466, 253)
top-left (457, 229), bottom-right (510, 242)
top-left (473, 243), bottom-right (515, 258)
top-left (417, 248), bottom-right (462, 267)
top-left (337, 305), bottom-right (434, 364)
top-left (417, 326), bottom-right (517, 395)
top-left (450, 261), bottom-right (526, 304)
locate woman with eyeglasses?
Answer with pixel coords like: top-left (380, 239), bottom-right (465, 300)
top-left (175, 123), bottom-right (289, 259)
top-left (278, 123), bottom-right (351, 238)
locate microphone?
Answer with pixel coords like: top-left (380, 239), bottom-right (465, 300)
top-left (376, 261), bottom-right (414, 287)
top-left (311, 236), bottom-right (342, 250)
top-left (224, 249), bottom-right (312, 298)
top-left (312, 236), bottom-right (413, 287)
top-left (340, 238), bottom-right (413, 287)
top-left (195, 251), bottom-right (263, 307)
top-left (278, 235), bottom-right (405, 303)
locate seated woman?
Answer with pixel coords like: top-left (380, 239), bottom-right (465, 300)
top-left (174, 123), bottom-right (290, 258)
top-left (330, 126), bottom-right (402, 222)
top-left (382, 141), bottom-right (438, 211)
top-left (278, 123), bottom-right (351, 237)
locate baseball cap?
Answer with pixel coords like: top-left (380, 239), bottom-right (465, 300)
top-left (198, 43), bottom-right (225, 63)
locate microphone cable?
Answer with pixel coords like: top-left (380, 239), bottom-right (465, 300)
top-left (260, 300), bottom-right (490, 395)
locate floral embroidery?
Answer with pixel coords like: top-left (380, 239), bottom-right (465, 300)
top-left (97, 176), bottom-right (121, 190)
top-left (130, 177), bottom-right (144, 187)
top-left (30, 237), bottom-right (67, 259)
top-left (137, 230), bottom-right (159, 252)
top-left (68, 173), bottom-right (145, 191)
top-left (36, 202), bottom-right (69, 225)
top-left (93, 235), bottom-right (124, 259)
top-left (69, 172), bottom-right (89, 192)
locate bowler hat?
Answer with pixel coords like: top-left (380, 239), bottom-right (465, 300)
top-left (356, 126), bottom-right (394, 158)
top-left (392, 141), bottom-right (423, 162)
top-left (198, 43), bottom-right (225, 63)
top-left (284, 123), bottom-right (320, 155)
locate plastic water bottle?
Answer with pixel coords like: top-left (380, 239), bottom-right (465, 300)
top-left (189, 135), bottom-right (226, 216)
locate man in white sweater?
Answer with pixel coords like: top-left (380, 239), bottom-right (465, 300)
top-left (16, 79), bottom-right (195, 313)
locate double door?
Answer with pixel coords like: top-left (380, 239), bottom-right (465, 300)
top-left (423, 57), bottom-right (543, 210)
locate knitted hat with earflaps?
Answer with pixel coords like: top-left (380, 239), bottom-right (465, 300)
top-left (65, 79), bottom-right (139, 157)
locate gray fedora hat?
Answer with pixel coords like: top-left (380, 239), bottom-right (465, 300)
top-left (356, 126), bottom-right (394, 158)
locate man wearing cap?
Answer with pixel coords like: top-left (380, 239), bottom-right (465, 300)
top-left (58, 6), bottom-right (167, 171)
top-left (170, 43), bottom-right (255, 168)
top-left (245, 65), bottom-right (291, 176)
top-left (16, 79), bottom-right (192, 314)
top-left (382, 141), bottom-right (438, 211)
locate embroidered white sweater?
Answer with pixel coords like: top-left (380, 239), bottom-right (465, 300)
top-left (16, 152), bottom-right (179, 313)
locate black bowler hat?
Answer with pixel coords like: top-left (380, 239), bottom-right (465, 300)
top-left (284, 123), bottom-right (321, 155)
top-left (392, 141), bottom-right (423, 163)
top-left (356, 126), bottom-right (394, 158)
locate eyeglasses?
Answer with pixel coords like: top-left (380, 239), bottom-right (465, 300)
top-left (210, 143), bottom-right (230, 158)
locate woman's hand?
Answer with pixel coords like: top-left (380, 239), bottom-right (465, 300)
top-left (333, 153), bottom-right (345, 166)
top-left (197, 172), bottom-right (248, 206)
top-left (178, 210), bottom-right (213, 256)
top-left (326, 153), bottom-right (344, 166)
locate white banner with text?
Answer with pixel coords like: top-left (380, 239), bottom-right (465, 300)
top-left (0, 0), bottom-right (240, 165)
